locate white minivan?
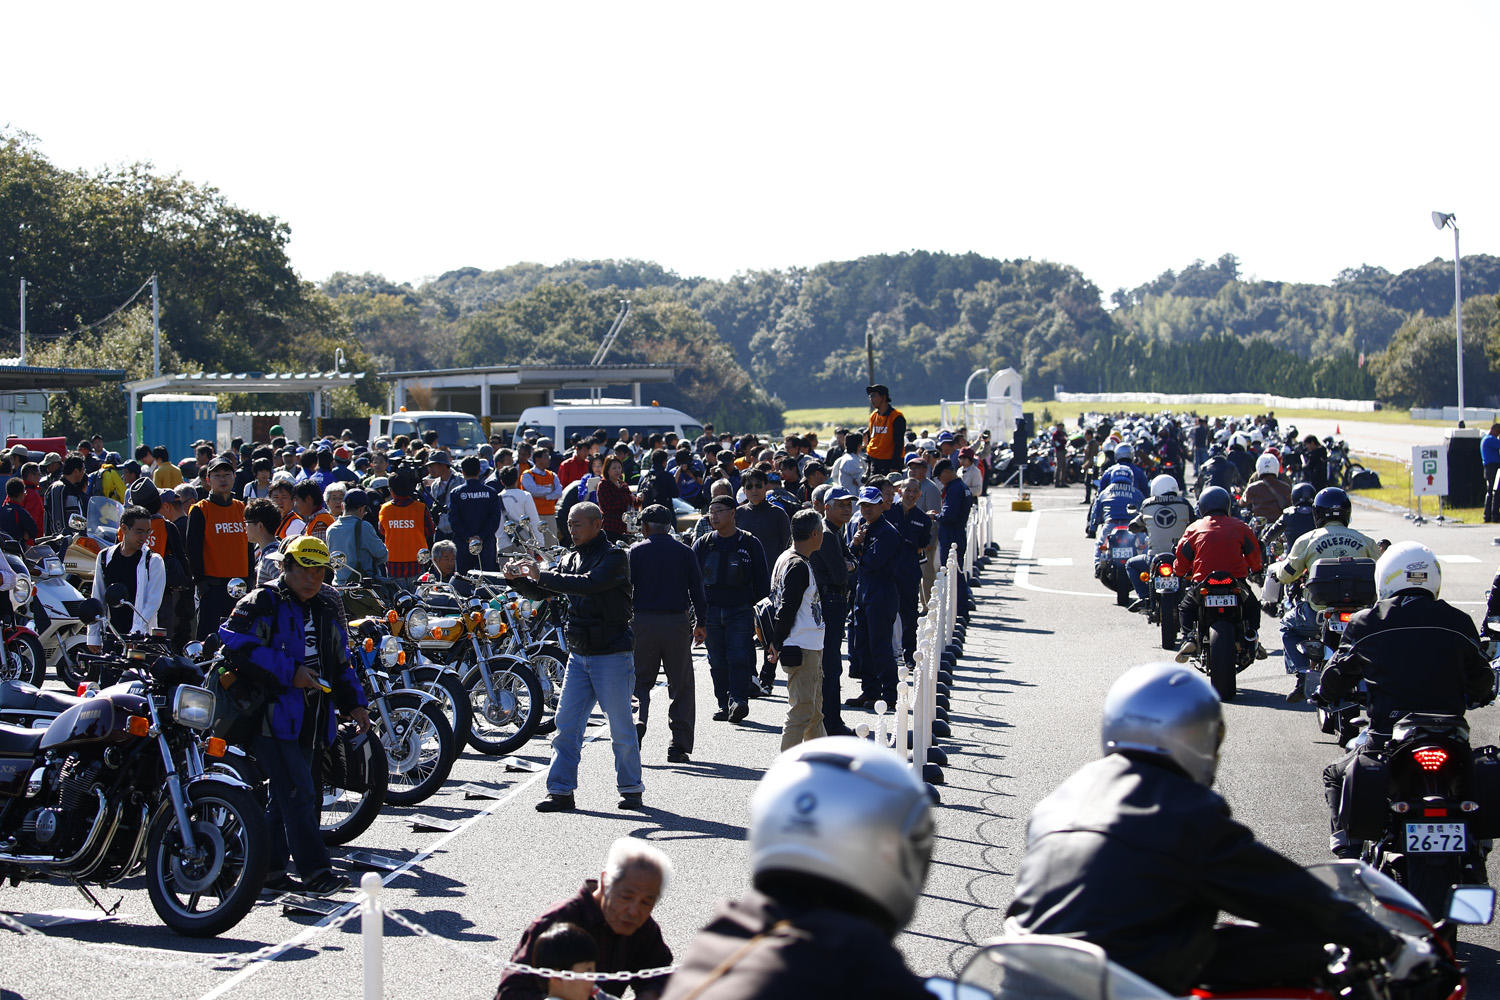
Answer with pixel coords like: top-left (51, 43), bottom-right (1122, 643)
top-left (513, 402), bottom-right (703, 448)
top-left (368, 410), bottom-right (486, 454)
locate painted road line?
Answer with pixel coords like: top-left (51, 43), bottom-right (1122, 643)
top-left (1013, 509), bottom-right (1108, 599)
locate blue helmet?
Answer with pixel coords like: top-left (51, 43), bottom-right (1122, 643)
top-left (1197, 486), bottom-right (1232, 517)
top-left (1108, 466), bottom-right (1137, 486)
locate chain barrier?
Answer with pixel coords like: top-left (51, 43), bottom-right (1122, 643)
top-left (0, 903), bottom-right (364, 969)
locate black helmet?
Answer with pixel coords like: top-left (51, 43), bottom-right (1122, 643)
top-left (1197, 486), bottom-right (1231, 517)
top-left (1289, 482), bottom-right (1315, 507)
top-left (1313, 487), bottom-right (1351, 527)
top-left (125, 477), bottom-right (161, 515)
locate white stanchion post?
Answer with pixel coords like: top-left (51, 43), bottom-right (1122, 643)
top-left (874, 700), bottom-right (890, 748)
top-left (895, 664), bottom-right (910, 756)
top-left (362, 872), bottom-right (384, 1000)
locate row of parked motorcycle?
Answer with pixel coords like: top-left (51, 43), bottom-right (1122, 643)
top-left (0, 503), bottom-right (578, 937)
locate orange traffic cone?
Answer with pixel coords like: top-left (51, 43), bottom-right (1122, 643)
top-left (1335, 424), bottom-right (1341, 434)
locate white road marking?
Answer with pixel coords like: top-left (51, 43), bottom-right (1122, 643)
top-left (1035, 557), bottom-right (1073, 567)
top-left (1438, 554), bottom-right (1482, 564)
top-left (195, 736), bottom-right (594, 1000)
top-left (1012, 509), bottom-right (1108, 599)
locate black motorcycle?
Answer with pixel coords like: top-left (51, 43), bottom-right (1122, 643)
top-left (1183, 574), bottom-right (1255, 702)
top-left (0, 598), bottom-right (267, 936)
top-left (1144, 552), bottom-right (1181, 651)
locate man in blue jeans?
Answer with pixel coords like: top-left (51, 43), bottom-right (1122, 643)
top-left (505, 502), bottom-right (643, 813)
top-left (692, 495), bottom-right (770, 725)
top-left (218, 535), bottom-right (369, 897)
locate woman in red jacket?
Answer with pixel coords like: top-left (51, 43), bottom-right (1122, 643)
top-left (597, 457), bottom-right (635, 541)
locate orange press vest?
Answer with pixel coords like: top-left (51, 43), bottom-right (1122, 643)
top-left (380, 499), bottom-right (429, 563)
top-left (528, 470), bottom-right (558, 516)
top-left (196, 498), bottom-right (248, 578)
top-left (117, 514), bottom-right (169, 557)
top-left (305, 511), bottom-right (335, 537)
top-left (866, 407), bottom-right (903, 461)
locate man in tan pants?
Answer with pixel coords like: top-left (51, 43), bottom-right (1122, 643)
top-left (769, 510), bottom-right (828, 751)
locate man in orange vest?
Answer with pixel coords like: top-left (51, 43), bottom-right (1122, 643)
top-left (379, 469), bottom-right (435, 585)
top-left (186, 457), bottom-right (251, 639)
top-left (521, 448), bottom-right (563, 546)
top-left (864, 384), bottom-right (907, 476)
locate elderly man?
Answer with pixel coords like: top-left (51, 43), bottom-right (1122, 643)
top-left (507, 502), bottom-right (641, 812)
top-left (497, 838), bottom-right (674, 1000)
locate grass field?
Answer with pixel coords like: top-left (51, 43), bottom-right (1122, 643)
top-left (780, 399), bottom-right (1463, 435)
top-left (1350, 453), bottom-right (1483, 523)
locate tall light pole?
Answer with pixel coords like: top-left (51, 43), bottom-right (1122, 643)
top-left (1432, 211), bottom-right (1464, 419)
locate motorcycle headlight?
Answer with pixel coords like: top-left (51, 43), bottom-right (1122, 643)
top-left (12, 576), bottom-right (32, 606)
top-left (172, 685), bottom-right (216, 731)
top-left (380, 635), bottom-right (402, 667)
top-left (405, 608), bottom-right (430, 641)
top-left (484, 606), bottom-right (504, 637)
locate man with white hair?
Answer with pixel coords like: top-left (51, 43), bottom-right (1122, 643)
top-left (496, 837), bottom-right (674, 1000)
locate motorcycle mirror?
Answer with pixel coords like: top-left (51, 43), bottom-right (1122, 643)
top-left (417, 547), bottom-right (431, 565)
top-left (183, 641), bottom-right (205, 660)
top-left (75, 596), bottom-right (104, 624)
top-left (68, 514), bottom-right (87, 532)
top-left (226, 578), bottom-right (248, 600)
top-left (104, 582), bottom-right (129, 607)
top-left (1447, 885), bottom-right (1496, 925)
top-left (468, 537), bottom-right (483, 556)
top-left (329, 551), bottom-right (348, 569)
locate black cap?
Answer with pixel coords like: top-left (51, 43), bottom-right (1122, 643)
top-left (205, 457), bottom-right (234, 474)
top-left (865, 383), bottom-right (890, 397)
top-left (707, 495), bottom-right (738, 512)
top-left (344, 488), bottom-right (371, 510)
top-left (640, 504), bottom-right (674, 526)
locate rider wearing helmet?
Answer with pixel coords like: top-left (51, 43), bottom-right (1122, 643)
top-left (1318, 542), bottom-right (1495, 857)
top-left (1271, 487), bottom-right (1380, 702)
top-left (662, 736), bottom-right (934, 999)
top-left (1108, 442), bottom-right (1149, 493)
top-left (1086, 465), bottom-right (1145, 539)
top-left (1243, 452), bottom-right (1291, 521)
top-left (1006, 663), bottom-right (1404, 996)
top-left (1224, 435), bottom-right (1255, 484)
top-left (1261, 481), bottom-right (1317, 559)
top-left (1125, 475), bottom-right (1195, 608)
top-left (1172, 486), bottom-right (1264, 662)
top-left (1194, 445), bottom-right (1240, 492)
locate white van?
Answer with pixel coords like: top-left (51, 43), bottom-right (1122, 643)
top-left (513, 402), bottom-right (703, 448)
top-left (368, 410), bottom-right (486, 455)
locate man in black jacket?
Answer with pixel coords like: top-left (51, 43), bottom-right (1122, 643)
top-left (809, 486), bottom-right (856, 736)
top-left (506, 502), bottom-right (642, 813)
top-left (1008, 662), bottom-right (1411, 996)
top-left (736, 469), bottom-right (792, 695)
top-left (693, 496), bottom-right (769, 725)
top-left (629, 506), bottom-right (707, 763)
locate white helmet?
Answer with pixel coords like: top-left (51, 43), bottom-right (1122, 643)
top-left (1254, 453), bottom-right (1280, 477)
top-left (1149, 474), bottom-right (1178, 498)
top-left (1114, 442), bottom-right (1133, 460)
top-left (1375, 541), bottom-right (1441, 600)
top-left (750, 736), bottom-right (934, 928)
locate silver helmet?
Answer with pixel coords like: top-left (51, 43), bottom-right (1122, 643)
top-left (1100, 663), bottom-right (1225, 786)
top-left (750, 736), bottom-right (934, 929)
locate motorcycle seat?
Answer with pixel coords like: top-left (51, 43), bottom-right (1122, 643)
top-left (0, 680), bottom-right (83, 716)
top-left (1393, 713), bottom-right (1469, 743)
top-left (0, 722), bottom-right (43, 757)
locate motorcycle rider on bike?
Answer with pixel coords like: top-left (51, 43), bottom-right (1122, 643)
top-left (1243, 452), bottom-right (1291, 521)
top-left (1086, 466), bottom-right (1143, 540)
top-left (1108, 442), bottom-right (1149, 493)
top-left (1125, 474), bottom-right (1194, 612)
top-left (1006, 662), bottom-right (1421, 996)
top-left (1173, 486), bottom-right (1264, 663)
top-left (1317, 541), bottom-right (1495, 858)
top-left (1194, 444), bottom-right (1241, 493)
top-left (1271, 487), bottom-right (1380, 703)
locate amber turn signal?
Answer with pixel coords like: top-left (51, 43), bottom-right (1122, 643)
top-left (205, 737), bottom-right (227, 758)
top-left (127, 716), bottom-right (150, 737)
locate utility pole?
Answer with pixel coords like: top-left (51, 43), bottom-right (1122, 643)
top-left (1451, 224), bottom-right (1464, 418)
top-left (18, 279), bottom-right (25, 365)
top-left (151, 274), bottom-right (161, 377)
top-left (864, 317), bottom-right (876, 389)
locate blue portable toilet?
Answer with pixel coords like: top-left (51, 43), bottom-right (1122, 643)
top-left (142, 394), bottom-right (217, 463)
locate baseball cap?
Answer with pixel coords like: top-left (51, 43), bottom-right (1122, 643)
top-left (205, 456), bottom-right (234, 474)
top-left (42, 452), bottom-right (62, 466)
top-left (936, 430), bottom-right (954, 443)
top-left (959, 447), bottom-right (976, 460)
top-left (7, 445), bottom-right (27, 460)
top-left (641, 504), bottom-right (674, 526)
top-left (824, 487), bottom-right (855, 504)
top-left (707, 495), bottom-right (737, 512)
top-left (426, 451), bottom-right (452, 467)
top-left (904, 452), bottom-right (921, 465)
top-left (334, 446), bottom-right (351, 461)
top-left (858, 486), bottom-right (884, 505)
top-left (283, 534), bottom-right (331, 569)
top-left (865, 383), bottom-right (890, 397)
top-left (344, 488), bottom-right (371, 510)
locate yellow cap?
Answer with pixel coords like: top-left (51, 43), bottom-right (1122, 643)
top-left (283, 534), bottom-right (331, 569)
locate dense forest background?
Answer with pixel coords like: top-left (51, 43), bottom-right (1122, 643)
top-left (5, 131), bottom-right (1500, 439)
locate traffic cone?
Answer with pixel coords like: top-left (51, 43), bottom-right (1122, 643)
top-left (1335, 424), bottom-right (1341, 434)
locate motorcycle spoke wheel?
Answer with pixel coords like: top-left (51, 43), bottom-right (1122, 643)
top-left (463, 664), bottom-right (542, 755)
top-left (377, 697), bottom-right (454, 805)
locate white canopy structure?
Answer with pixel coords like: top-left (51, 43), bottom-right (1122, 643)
top-left (939, 367), bottom-right (1023, 437)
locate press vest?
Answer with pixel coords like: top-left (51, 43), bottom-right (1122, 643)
top-left (117, 514), bottom-right (169, 557)
top-left (528, 470), bottom-right (558, 516)
top-left (866, 407), bottom-right (904, 461)
top-left (195, 498), bottom-right (248, 578)
top-left (305, 511), bottom-right (335, 537)
top-left (380, 499), bottom-right (429, 563)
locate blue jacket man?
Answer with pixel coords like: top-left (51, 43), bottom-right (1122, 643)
top-left (888, 479), bottom-right (932, 664)
top-left (1088, 468), bottom-right (1145, 537)
top-left (935, 460), bottom-right (975, 612)
top-left (848, 486), bottom-right (902, 708)
top-left (447, 457), bottom-right (502, 572)
top-left (217, 536), bottom-right (367, 895)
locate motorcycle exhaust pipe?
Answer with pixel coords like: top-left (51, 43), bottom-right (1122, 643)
top-left (0, 788), bottom-right (112, 868)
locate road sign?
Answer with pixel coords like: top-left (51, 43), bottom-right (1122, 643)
top-left (1412, 445), bottom-right (1448, 497)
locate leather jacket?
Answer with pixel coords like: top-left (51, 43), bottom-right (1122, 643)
top-left (1319, 592), bottom-right (1495, 728)
top-left (1173, 514), bottom-right (1263, 581)
top-left (1006, 754), bottom-right (1396, 996)
top-left (1243, 475), bottom-right (1292, 520)
top-left (511, 534), bottom-right (632, 655)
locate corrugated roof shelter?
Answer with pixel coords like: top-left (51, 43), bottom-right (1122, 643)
top-left (377, 363), bottom-right (676, 426)
top-left (121, 370), bottom-right (366, 454)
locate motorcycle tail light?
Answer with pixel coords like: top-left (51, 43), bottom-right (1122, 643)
top-left (127, 716), bottom-right (150, 737)
top-left (1413, 747), bottom-right (1449, 771)
top-left (1338, 612), bottom-right (1353, 623)
top-left (1157, 565), bottom-right (1173, 576)
top-left (76, 683), bottom-right (88, 697)
top-left (205, 737), bottom-right (227, 758)
top-left (1423, 807), bottom-right (1448, 818)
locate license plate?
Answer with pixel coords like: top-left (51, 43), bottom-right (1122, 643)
top-left (1154, 577), bottom-right (1179, 592)
top-left (1204, 594), bottom-right (1238, 608)
top-left (1328, 619), bottom-right (1348, 633)
top-left (1111, 547), bottom-right (1134, 559)
top-left (1406, 822), bottom-right (1466, 854)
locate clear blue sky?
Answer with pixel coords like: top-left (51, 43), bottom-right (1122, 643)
top-left (6, 1), bottom-right (1496, 297)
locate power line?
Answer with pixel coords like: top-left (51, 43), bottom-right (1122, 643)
top-left (0, 276), bottom-right (155, 341)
